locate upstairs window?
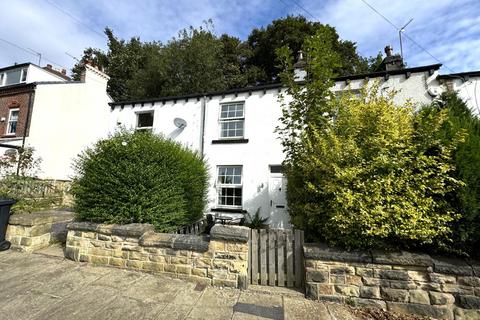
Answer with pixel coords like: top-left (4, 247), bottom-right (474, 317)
top-left (136, 111), bottom-right (154, 131)
top-left (219, 102), bottom-right (244, 139)
top-left (6, 109), bottom-right (19, 135)
top-left (217, 166), bottom-right (242, 208)
top-left (5, 69), bottom-right (21, 86)
top-left (1, 68), bottom-right (27, 86)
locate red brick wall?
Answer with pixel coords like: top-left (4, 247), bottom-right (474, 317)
top-left (0, 85), bottom-right (35, 139)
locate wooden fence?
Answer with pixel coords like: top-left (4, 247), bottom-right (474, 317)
top-left (249, 229), bottom-right (304, 288)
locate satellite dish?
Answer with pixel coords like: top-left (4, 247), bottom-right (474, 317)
top-left (173, 117), bottom-right (187, 129)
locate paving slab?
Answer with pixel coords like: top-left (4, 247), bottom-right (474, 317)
top-left (0, 249), bottom-right (365, 320)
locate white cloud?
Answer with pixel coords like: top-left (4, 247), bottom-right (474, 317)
top-left (1, 0), bottom-right (479, 75)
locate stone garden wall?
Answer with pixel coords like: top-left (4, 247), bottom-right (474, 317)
top-left (304, 243), bottom-right (480, 320)
top-left (65, 222), bottom-right (249, 289)
top-left (6, 210), bottom-right (75, 252)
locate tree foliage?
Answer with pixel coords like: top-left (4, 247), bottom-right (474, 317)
top-left (72, 16), bottom-right (382, 101)
top-left (0, 147), bottom-right (41, 177)
top-left (71, 130), bottom-right (209, 232)
top-left (248, 16), bottom-right (382, 82)
top-left (0, 148), bottom-right (64, 214)
top-left (277, 27), bottom-right (464, 250)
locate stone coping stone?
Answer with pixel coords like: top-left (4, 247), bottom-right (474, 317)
top-left (172, 234), bottom-right (209, 252)
top-left (432, 255), bottom-right (475, 276)
top-left (210, 225), bottom-right (249, 243)
top-left (303, 243), bottom-right (372, 263)
top-left (304, 242), bottom-right (480, 274)
top-left (371, 250), bottom-right (434, 267)
top-left (9, 210), bottom-right (75, 226)
top-left (139, 231), bottom-right (209, 252)
top-left (68, 222), bottom-right (154, 238)
top-left (139, 231), bottom-right (174, 247)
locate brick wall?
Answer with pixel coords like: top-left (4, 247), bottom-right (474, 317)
top-left (304, 243), bottom-right (480, 320)
top-left (0, 84), bottom-right (35, 139)
top-left (65, 223), bottom-right (250, 289)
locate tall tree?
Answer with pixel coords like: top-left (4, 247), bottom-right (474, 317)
top-left (73, 16), bottom-right (385, 101)
top-left (247, 15), bottom-right (380, 83)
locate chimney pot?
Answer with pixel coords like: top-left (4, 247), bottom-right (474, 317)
top-left (385, 45), bottom-right (393, 57)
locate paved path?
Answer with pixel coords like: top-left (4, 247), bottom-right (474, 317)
top-left (0, 249), bottom-right (360, 320)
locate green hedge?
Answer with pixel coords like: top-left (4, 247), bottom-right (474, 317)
top-left (71, 130), bottom-right (209, 232)
top-left (285, 86), bottom-right (463, 251)
top-left (434, 93), bottom-right (480, 257)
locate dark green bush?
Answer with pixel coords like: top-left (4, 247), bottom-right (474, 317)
top-left (71, 130), bottom-right (209, 232)
top-left (432, 92), bottom-right (480, 257)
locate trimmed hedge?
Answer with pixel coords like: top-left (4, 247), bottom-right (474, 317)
top-left (71, 130), bottom-right (208, 232)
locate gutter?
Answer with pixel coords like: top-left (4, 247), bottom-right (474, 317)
top-left (16, 89), bottom-right (34, 175)
top-left (0, 143), bottom-right (21, 149)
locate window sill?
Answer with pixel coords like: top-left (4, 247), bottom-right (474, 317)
top-left (211, 139), bottom-right (249, 144)
top-left (211, 208), bottom-right (247, 214)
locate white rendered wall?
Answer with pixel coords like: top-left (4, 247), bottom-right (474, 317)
top-left (111, 99), bottom-right (202, 151)
top-left (332, 70), bottom-right (440, 107)
top-left (447, 77), bottom-right (480, 116)
top-left (26, 65), bottom-right (67, 83)
top-left (203, 91), bottom-right (289, 228)
top-left (26, 69), bottom-right (111, 180)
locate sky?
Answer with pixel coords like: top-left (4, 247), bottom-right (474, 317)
top-left (1, 0), bottom-right (479, 75)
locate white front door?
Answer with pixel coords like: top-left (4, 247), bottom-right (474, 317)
top-left (268, 175), bottom-right (288, 228)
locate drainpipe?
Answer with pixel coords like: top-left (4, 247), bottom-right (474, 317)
top-left (16, 87), bottom-right (34, 176)
top-left (199, 95), bottom-right (206, 158)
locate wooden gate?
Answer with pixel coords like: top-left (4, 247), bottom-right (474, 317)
top-left (249, 229), bottom-right (304, 288)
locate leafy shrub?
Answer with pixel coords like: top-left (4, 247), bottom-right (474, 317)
top-left (71, 130), bottom-right (209, 232)
top-left (245, 208), bottom-right (269, 229)
top-left (0, 176), bottom-right (64, 213)
top-left (282, 86), bottom-right (464, 250)
top-left (0, 147), bottom-right (41, 177)
top-left (430, 92), bottom-right (480, 257)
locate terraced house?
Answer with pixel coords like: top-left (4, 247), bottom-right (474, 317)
top-left (108, 48), bottom-right (480, 228)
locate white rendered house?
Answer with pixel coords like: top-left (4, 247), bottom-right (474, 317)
top-left (108, 60), bottom-right (456, 228)
top-left (0, 63), bottom-right (111, 180)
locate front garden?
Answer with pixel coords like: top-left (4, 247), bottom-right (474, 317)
top-left (277, 26), bottom-right (480, 259)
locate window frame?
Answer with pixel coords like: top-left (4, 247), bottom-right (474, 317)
top-left (6, 108), bottom-right (19, 135)
top-left (218, 102), bottom-right (245, 140)
top-left (135, 110), bottom-right (154, 131)
top-left (20, 68), bottom-right (28, 83)
top-left (216, 165), bottom-right (243, 209)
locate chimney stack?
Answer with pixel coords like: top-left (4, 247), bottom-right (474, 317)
top-left (376, 45), bottom-right (405, 72)
top-left (293, 50), bottom-right (307, 82)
